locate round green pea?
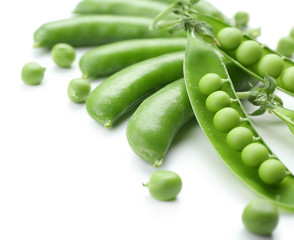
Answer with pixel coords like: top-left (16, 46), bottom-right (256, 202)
top-left (21, 62), bottom-right (45, 85)
top-left (143, 170), bottom-right (182, 201)
top-left (257, 54), bottom-right (284, 78)
top-left (234, 11), bottom-right (249, 28)
top-left (51, 43), bottom-right (76, 68)
top-left (281, 67), bottom-right (294, 91)
top-left (217, 27), bottom-right (243, 50)
top-left (242, 199), bottom-right (279, 236)
top-left (276, 36), bottom-right (294, 57)
top-left (213, 107), bottom-right (241, 132)
top-left (205, 91), bottom-right (231, 113)
top-left (241, 142), bottom-right (269, 168)
top-left (226, 127), bottom-right (254, 151)
top-left (68, 78), bottom-right (91, 103)
top-left (199, 73), bottom-right (223, 95)
top-left (258, 159), bottom-right (287, 185)
top-left (236, 40), bottom-right (263, 66)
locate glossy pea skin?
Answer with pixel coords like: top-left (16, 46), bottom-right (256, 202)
top-left (226, 126), bottom-right (254, 151)
top-left (236, 40), bottom-right (262, 66)
top-left (276, 36), bottom-right (294, 57)
top-left (213, 107), bottom-right (241, 132)
top-left (51, 43), bottom-right (76, 68)
top-left (241, 142), bottom-right (269, 168)
top-left (258, 159), bottom-right (287, 185)
top-left (21, 62), bottom-right (45, 85)
top-left (257, 54), bottom-right (284, 78)
top-left (205, 90), bottom-right (231, 113)
top-left (242, 199), bottom-right (279, 236)
top-left (143, 170), bottom-right (182, 201)
top-left (281, 66), bottom-right (294, 91)
top-left (68, 78), bottom-right (91, 103)
top-left (217, 27), bottom-right (242, 50)
top-left (198, 73), bottom-right (223, 95)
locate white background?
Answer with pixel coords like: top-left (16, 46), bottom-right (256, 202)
top-left (1, 0), bottom-right (294, 239)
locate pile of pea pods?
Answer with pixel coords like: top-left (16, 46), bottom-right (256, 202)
top-left (23, 0), bottom-right (294, 236)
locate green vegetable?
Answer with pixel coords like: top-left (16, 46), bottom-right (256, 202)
top-left (205, 90), bottom-right (231, 113)
top-left (257, 54), bottom-right (284, 78)
top-left (217, 27), bottom-right (242, 50)
top-left (241, 143), bottom-right (269, 168)
top-left (290, 27), bottom-right (294, 39)
top-left (234, 11), bottom-right (249, 29)
top-left (198, 73), bottom-right (224, 95)
top-left (276, 36), bottom-right (294, 57)
top-left (258, 159), bottom-right (287, 185)
top-left (242, 199), bottom-right (279, 235)
top-left (68, 78), bottom-right (91, 103)
top-left (236, 40), bottom-right (262, 66)
top-left (226, 127), bottom-right (254, 151)
top-left (21, 62), bottom-right (45, 85)
top-left (143, 170), bottom-right (182, 201)
top-left (51, 43), bottom-right (76, 68)
top-left (281, 66), bottom-right (294, 91)
top-left (213, 107), bottom-right (241, 132)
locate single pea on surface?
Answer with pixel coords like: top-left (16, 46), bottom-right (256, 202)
top-left (276, 36), bottom-right (294, 57)
top-left (216, 27), bottom-right (242, 50)
top-left (51, 43), bottom-right (76, 68)
top-left (21, 62), bottom-right (45, 85)
top-left (143, 170), bottom-right (182, 201)
top-left (242, 199), bottom-right (279, 236)
top-left (68, 78), bottom-right (91, 103)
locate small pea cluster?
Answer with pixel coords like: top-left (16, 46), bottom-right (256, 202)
top-left (217, 27), bottom-right (294, 92)
top-left (199, 73), bottom-right (288, 185)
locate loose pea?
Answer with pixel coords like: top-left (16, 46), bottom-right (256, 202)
top-left (236, 40), bottom-right (262, 66)
top-left (276, 36), bottom-right (294, 57)
top-left (216, 27), bottom-right (242, 50)
top-left (213, 107), bottom-right (241, 132)
top-left (51, 43), bottom-right (76, 68)
top-left (234, 11), bottom-right (249, 28)
top-left (68, 78), bottom-right (91, 103)
top-left (257, 54), bottom-right (284, 78)
top-left (241, 142), bottom-right (269, 168)
top-left (258, 159), bottom-right (287, 185)
top-left (198, 73), bottom-right (223, 95)
top-left (281, 67), bottom-right (294, 91)
top-left (143, 170), bottom-right (182, 201)
top-left (205, 91), bottom-right (231, 113)
top-left (21, 62), bottom-right (45, 85)
top-left (242, 199), bottom-right (279, 236)
top-left (226, 127), bottom-right (254, 151)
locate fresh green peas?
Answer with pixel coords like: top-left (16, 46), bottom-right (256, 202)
top-left (216, 27), bottom-right (242, 50)
top-left (198, 73), bottom-right (224, 95)
top-left (236, 40), bottom-right (262, 66)
top-left (51, 43), bottom-right (76, 68)
top-left (241, 142), bottom-right (269, 168)
top-left (143, 170), bottom-right (182, 201)
top-left (213, 107), bottom-right (241, 132)
top-left (258, 159), bottom-right (287, 185)
top-left (242, 199), bottom-right (279, 236)
top-left (205, 90), bottom-right (231, 113)
top-left (234, 11), bottom-right (249, 28)
top-left (226, 127), bottom-right (254, 151)
top-left (257, 54), bottom-right (284, 78)
top-left (68, 78), bottom-right (91, 103)
top-left (21, 62), bottom-right (45, 85)
top-left (276, 36), bottom-right (294, 57)
top-left (281, 67), bottom-right (294, 91)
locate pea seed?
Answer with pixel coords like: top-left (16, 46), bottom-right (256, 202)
top-left (236, 40), bottom-right (262, 66)
top-left (51, 43), bottom-right (76, 68)
top-left (143, 170), bottom-right (182, 201)
top-left (21, 62), bottom-right (45, 85)
top-left (213, 107), bottom-right (241, 132)
top-left (199, 73), bottom-right (223, 95)
top-left (205, 91), bottom-right (231, 113)
top-left (234, 11), bottom-right (249, 28)
top-left (241, 143), bottom-right (269, 168)
top-left (258, 159), bottom-right (287, 185)
top-left (257, 54), bottom-right (284, 78)
top-left (276, 36), bottom-right (294, 57)
top-left (226, 127), bottom-right (254, 151)
top-left (217, 27), bottom-right (242, 50)
top-left (281, 67), bottom-right (294, 91)
top-left (68, 78), bottom-right (91, 103)
top-left (242, 199), bottom-right (279, 236)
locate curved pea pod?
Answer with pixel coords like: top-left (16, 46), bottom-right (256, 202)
top-left (33, 15), bottom-right (185, 48)
top-left (86, 51), bottom-right (184, 127)
top-left (80, 38), bottom-right (186, 78)
top-left (184, 33), bottom-right (294, 210)
top-left (127, 79), bottom-right (194, 167)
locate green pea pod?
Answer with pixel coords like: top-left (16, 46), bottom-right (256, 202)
top-left (86, 52), bottom-right (184, 127)
top-left (184, 33), bottom-right (294, 210)
top-left (80, 38), bottom-right (186, 78)
top-left (126, 79), bottom-right (194, 167)
top-left (33, 15), bottom-right (185, 48)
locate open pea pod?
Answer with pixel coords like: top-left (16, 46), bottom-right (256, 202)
top-left (184, 33), bottom-right (294, 210)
